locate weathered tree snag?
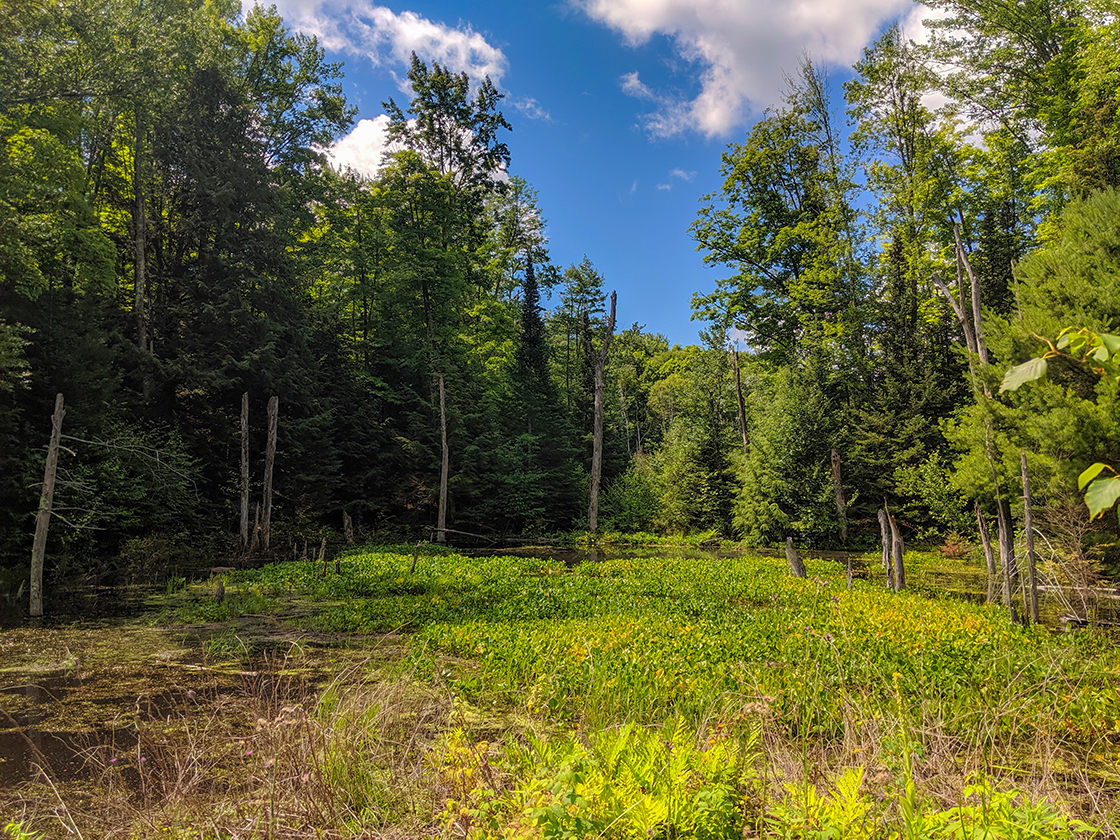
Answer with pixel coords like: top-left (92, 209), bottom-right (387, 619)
top-left (240, 392), bottom-right (249, 549)
top-left (975, 501), bottom-right (996, 575)
top-left (437, 374), bottom-right (449, 543)
top-left (409, 542), bottom-right (420, 574)
top-left (996, 497), bottom-right (1020, 623)
top-left (317, 535), bottom-right (327, 574)
top-left (831, 449), bottom-right (847, 543)
top-left (585, 290), bottom-right (617, 531)
top-left (731, 346), bottom-right (749, 459)
top-left (877, 508), bottom-right (891, 581)
top-left (261, 396), bottom-right (278, 552)
top-left (30, 393), bottom-right (65, 617)
top-left (785, 537), bottom-right (806, 578)
top-left (343, 510), bottom-right (354, 544)
top-left (845, 554), bottom-right (853, 590)
top-left (886, 502), bottom-right (905, 590)
top-left (955, 225), bottom-right (988, 367)
top-left (1020, 452), bottom-right (1040, 625)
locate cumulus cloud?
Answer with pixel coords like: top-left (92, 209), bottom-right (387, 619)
top-left (669, 168), bottom-right (696, 181)
top-left (262, 0), bottom-right (507, 85)
top-left (327, 114), bottom-right (394, 178)
top-left (580, 0), bottom-right (914, 137)
top-left (656, 183), bottom-right (672, 191)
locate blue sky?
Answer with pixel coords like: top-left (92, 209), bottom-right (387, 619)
top-left (263, 0), bottom-right (920, 345)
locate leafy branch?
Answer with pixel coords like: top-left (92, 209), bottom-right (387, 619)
top-left (1001, 327), bottom-right (1120, 521)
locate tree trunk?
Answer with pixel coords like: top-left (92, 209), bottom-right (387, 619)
top-left (975, 501), bottom-right (996, 575)
top-left (731, 346), bottom-right (749, 460)
top-left (830, 449), bottom-right (847, 543)
top-left (785, 536), bottom-right (806, 578)
top-left (240, 392), bottom-right (249, 549)
top-left (134, 108), bottom-right (147, 353)
top-left (437, 373), bottom-right (449, 543)
top-left (886, 503), bottom-right (905, 590)
top-left (30, 393), bottom-right (65, 617)
top-left (586, 291), bottom-right (617, 531)
top-left (877, 508), bottom-right (892, 584)
top-left (1020, 452), bottom-right (1040, 624)
top-left (343, 510), bottom-right (354, 544)
top-left (261, 396), bottom-right (278, 552)
top-left (249, 503), bottom-right (260, 556)
top-left (996, 497), bottom-right (1019, 623)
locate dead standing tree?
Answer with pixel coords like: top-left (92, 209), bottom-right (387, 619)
top-left (584, 290), bottom-right (617, 532)
top-left (933, 225), bottom-right (1033, 622)
top-left (785, 537), bottom-right (806, 578)
top-left (240, 392), bottom-right (250, 549)
top-left (831, 449), bottom-right (847, 543)
top-left (30, 393), bottom-right (65, 617)
top-left (261, 396), bottom-right (279, 553)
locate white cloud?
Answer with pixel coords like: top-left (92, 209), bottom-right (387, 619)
top-left (629, 180), bottom-right (638, 195)
top-left (259, 1), bottom-right (507, 85)
top-left (656, 183), bottom-right (672, 191)
top-left (620, 70), bottom-right (656, 100)
top-left (580, 0), bottom-right (915, 137)
top-left (512, 97), bottom-right (552, 121)
top-left (669, 168), bottom-right (696, 181)
top-left (328, 115), bottom-right (394, 178)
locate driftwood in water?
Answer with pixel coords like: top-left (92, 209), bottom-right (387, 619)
top-left (1020, 452), bottom-right (1040, 624)
top-left (240, 392), bottom-right (249, 548)
top-left (261, 396), bottom-right (278, 552)
top-left (785, 537), bottom-right (806, 578)
top-left (30, 393), bottom-right (65, 617)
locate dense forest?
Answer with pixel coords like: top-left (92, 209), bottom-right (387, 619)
top-left (2, 0), bottom-right (1119, 584)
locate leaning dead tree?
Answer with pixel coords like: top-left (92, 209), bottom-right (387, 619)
top-left (585, 290), bottom-right (617, 532)
top-left (30, 393), bottom-right (65, 617)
